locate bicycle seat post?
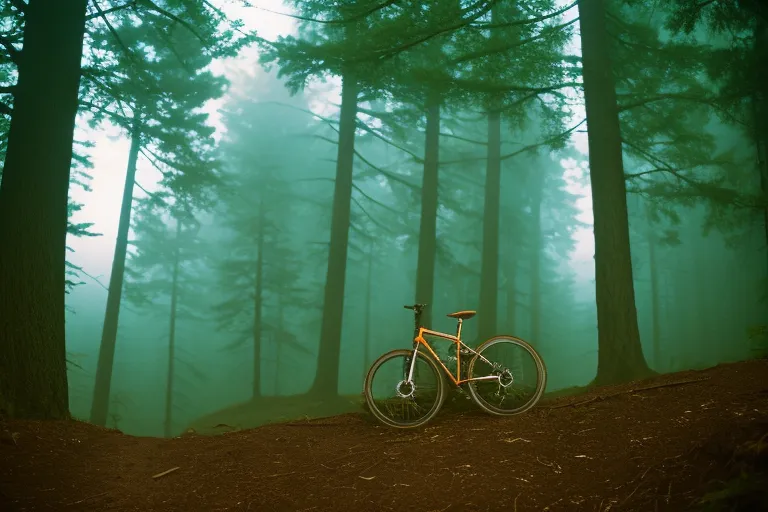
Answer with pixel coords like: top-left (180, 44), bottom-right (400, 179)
top-left (456, 318), bottom-right (463, 340)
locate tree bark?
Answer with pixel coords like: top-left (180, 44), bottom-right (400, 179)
top-left (478, 109), bottom-right (502, 341)
top-left (645, 205), bottom-right (662, 371)
top-left (414, 90), bottom-right (441, 329)
top-left (0, 0), bottom-right (88, 419)
top-left (274, 293), bottom-right (283, 395)
top-left (90, 119), bottom-right (142, 426)
top-left (309, 71), bottom-right (358, 396)
top-left (529, 166), bottom-right (543, 347)
top-left (252, 199), bottom-right (264, 400)
top-left (363, 239), bottom-right (374, 377)
top-left (578, 0), bottom-right (651, 384)
top-left (505, 257), bottom-right (517, 332)
top-left (752, 95), bottom-right (768, 281)
top-left (163, 220), bottom-right (181, 438)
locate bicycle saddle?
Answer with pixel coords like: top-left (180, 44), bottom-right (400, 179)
top-left (446, 310), bottom-right (476, 320)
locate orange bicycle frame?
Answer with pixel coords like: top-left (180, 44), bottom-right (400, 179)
top-left (409, 320), bottom-right (496, 386)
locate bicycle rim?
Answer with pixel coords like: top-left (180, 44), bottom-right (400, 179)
top-left (364, 349), bottom-right (445, 428)
top-left (466, 336), bottom-right (547, 416)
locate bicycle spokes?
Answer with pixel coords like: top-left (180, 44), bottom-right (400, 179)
top-left (365, 350), bottom-right (444, 428)
top-left (467, 337), bottom-right (545, 415)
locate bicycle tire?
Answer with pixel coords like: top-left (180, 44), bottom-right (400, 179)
top-left (363, 349), bottom-right (446, 428)
top-left (466, 335), bottom-right (547, 416)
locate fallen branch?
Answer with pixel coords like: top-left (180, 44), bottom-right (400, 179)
top-left (546, 377), bottom-right (711, 410)
top-left (285, 423), bottom-right (340, 427)
top-left (68, 491), bottom-right (108, 505)
top-left (152, 466), bottom-right (180, 479)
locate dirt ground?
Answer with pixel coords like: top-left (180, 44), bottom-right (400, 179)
top-left (1, 359), bottom-right (767, 512)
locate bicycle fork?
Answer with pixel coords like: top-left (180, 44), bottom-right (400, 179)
top-left (406, 345), bottom-right (419, 382)
top-left (396, 345), bottom-right (420, 399)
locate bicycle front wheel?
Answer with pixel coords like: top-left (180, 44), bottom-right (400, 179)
top-left (466, 335), bottom-right (547, 416)
top-left (364, 349), bottom-right (445, 428)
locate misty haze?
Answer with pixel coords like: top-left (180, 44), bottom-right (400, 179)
top-left (1, 1), bottom-right (767, 511)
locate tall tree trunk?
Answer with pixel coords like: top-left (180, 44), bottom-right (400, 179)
top-left (363, 239), bottom-right (374, 376)
top-left (414, 90), bottom-right (441, 328)
top-left (309, 71), bottom-right (358, 396)
top-left (478, 109), bottom-right (502, 341)
top-left (505, 256), bottom-right (517, 332)
top-left (253, 199), bottom-right (265, 400)
top-left (163, 220), bottom-right (181, 438)
top-left (0, 0), bottom-right (88, 419)
top-left (578, 0), bottom-right (651, 384)
top-left (645, 206), bottom-right (662, 371)
top-left (752, 96), bottom-right (768, 281)
top-left (529, 167), bottom-right (543, 347)
top-left (90, 120), bottom-right (142, 426)
top-left (274, 293), bottom-right (283, 395)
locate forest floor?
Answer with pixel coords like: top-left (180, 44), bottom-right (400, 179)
top-left (1, 359), bottom-right (767, 512)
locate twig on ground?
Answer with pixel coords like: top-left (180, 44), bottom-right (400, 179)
top-left (152, 466), bottom-right (180, 479)
top-left (633, 378), bottom-right (710, 393)
top-left (535, 456), bottom-right (562, 473)
top-left (546, 378), bottom-right (710, 410)
top-left (68, 491), bottom-right (108, 505)
top-left (548, 396), bottom-right (599, 409)
top-left (255, 449), bottom-right (378, 480)
top-left (620, 454), bottom-right (681, 506)
top-left (358, 458), bottom-right (383, 478)
top-left (285, 423), bottom-right (339, 427)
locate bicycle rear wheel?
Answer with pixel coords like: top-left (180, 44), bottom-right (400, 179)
top-left (466, 335), bottom-right (546, 416)
top-left (364, 349), bottom-right (445, 428)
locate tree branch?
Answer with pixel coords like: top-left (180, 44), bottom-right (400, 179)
top-left (453, 17), bottom-right (578, 64)
top-left (252, 0), bottom-right (401, 25)
top-left (360, 0), bottom-right (500, 63)
top-left (470, 0), bottom-right (577, 29)
top-left (86, 0), bottom-right (136, 20)
top-left (0, 35), bottom-right (20, 65)
top-left (138, 0), bottom-right (206, 44)
top-left (622, 139), bottom-right (759, 209)
top-left (354, 119), bottom-right (423, 162)
top-left (440, 118), bottom-right (586, 165)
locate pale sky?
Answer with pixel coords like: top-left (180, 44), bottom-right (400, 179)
top-left (67, 0), bottom-right (594, 287)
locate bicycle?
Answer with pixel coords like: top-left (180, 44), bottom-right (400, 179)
top-left (363, 303), bottom-right (547, 428)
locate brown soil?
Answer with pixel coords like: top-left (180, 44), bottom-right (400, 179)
top-left (1, 359), bottom-right (767, 512)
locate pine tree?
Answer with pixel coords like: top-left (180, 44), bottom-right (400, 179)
top-left (0, 0), bottom-right (252, 420)
top-left (87, 7), bottom-right (241, 426)
top-left (212, 74), bottom-right (329, 399)
top-left (0, 0), bottom-right (88, 419)
top-left (123, 196), bottom-right (208, 438)
top-left (577, 0), bottom-right (651, 384)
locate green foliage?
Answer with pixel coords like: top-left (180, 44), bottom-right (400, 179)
top-left (81, 2), bottom-right (251, 211)
top-left (209, 70), bottom-right (330, 367)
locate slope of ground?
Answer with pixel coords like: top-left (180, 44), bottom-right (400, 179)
top-left (188, 394), bottom-right (363, 435)
top-left (1, 359), bottom-right (766, 511)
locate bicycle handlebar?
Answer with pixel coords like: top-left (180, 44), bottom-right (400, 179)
top-left (404, 303), bottom-right (428, 311)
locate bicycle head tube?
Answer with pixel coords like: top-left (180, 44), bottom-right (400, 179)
top-left (404, 304), bottom-right (427, 337)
